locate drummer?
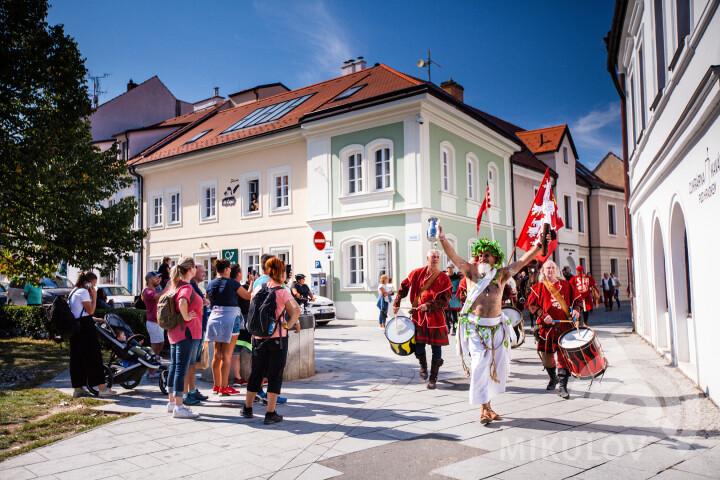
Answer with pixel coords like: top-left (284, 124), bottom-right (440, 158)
top-left (527, 260), bottom-right (580, 399)
top-left (438, 227), bottom-right (554, 424)
top-left (392, 250), bottom-right (452, 389)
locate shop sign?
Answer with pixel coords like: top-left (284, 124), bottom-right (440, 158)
top-left (689, 151), bottom-right (719, 204)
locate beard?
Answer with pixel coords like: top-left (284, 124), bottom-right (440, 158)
top-left (478, 262), bottom-right (493, 278)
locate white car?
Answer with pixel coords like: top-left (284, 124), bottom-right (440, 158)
top-left (305, 295), bottom-right (335, 326)
top-left (97, 284), bottom-right (135, 309)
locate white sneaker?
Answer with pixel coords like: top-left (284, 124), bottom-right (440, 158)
top-left (173, 405), bottom-right (199, 419)
top-left (167, 402), bottom-right (175, 413)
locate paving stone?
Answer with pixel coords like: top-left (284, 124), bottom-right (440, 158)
top-left (671, 453), bottom-right (720, 478)
top-left (431, 455), bottom-right (515, 479)
top-left (495, 458), bottom-right (583, 479)
top-left (0, 466), bottom-right (36, 480)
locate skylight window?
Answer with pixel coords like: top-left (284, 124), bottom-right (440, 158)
top-left (222, 94), bottom-right (314, 134)
top-left (184, 129), bottom-right (212, 144)
top-left (334, 84), bottom-right (366, 100)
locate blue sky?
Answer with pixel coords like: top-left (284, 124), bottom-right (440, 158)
top-left (48, 0), bottom-right (620, 167)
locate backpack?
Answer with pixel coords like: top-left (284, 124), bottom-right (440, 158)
top-left (157, 283), bottom-right (195, 330)
top-left (246, 284), bottom-right (284, 337)
top-left (133, 294), bottom-right (146, 310)
top-left (48, 288), bottom-right (82, 339)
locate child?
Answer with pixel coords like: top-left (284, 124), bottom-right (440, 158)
top-left (116, 330), bottom-right (160, 362)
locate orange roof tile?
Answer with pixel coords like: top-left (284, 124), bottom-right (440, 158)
top-left (515, 125), bottom-right (568, 155)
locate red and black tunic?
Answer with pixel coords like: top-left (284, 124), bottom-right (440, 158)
top-left (393, 267), bottom-right (451, 346)
top-left (527, 279), bottom-right (573, 353)
top-left (570, 274), bottom-right (600, 312)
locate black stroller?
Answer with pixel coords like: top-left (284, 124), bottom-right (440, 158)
top-left (92, 313), bottom-right (169, 395)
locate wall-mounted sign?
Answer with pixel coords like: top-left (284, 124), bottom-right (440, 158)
top-left (221, 249), bottom-right (238, 264)
top-left (408, 234), bottom-right (421, 241)
top-left (320, 278), bottom-right (326, 286)
top-left (324, 246), bottom-right (335, 261)
top-left (222, 179), bottom-right (239, 207)
top-left (313, 231), bottom-right (326, 250)
top-left (689, 151), bottom-right (719, 204)
top-left (314, 260), bottom-right (321, 269)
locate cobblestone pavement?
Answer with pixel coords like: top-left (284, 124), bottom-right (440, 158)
top-left (2, 309), bottom-right (719, 480)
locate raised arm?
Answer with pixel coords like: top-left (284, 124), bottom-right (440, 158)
top-left (500, 231), bottom-right (555, 282)
top-left (438, 225), bottom-right (473, 279)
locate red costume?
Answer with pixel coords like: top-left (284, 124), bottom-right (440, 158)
top-left (457, 277), bottom-right (467, 303)
top-left (394, 266), bottom-right (452, 346)
top-left (527, 279), bottom-right (574, 368)
top-left (570, 272), bottom-right (600, 311)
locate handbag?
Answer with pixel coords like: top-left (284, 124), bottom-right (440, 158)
top-left (195, 341), bottom-right (209, 370)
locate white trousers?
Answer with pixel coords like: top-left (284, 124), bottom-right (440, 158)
top-left (458, 317), bottom-right (515, 405)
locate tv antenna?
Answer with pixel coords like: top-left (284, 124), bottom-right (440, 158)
top-left (417, 50), bottom-right (441, 83)
top-left (89, 73), bottom-right (110, 108)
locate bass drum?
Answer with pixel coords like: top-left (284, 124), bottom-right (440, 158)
top-left (385, 316), bottom-right (416, 356)
top-left (502, 306), bottom-right (525, 348)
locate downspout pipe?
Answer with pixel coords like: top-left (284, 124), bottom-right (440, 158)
top-left (128, 164), bottom-right (144, 295)
top-left (510, 158), bottom-right (517, 261)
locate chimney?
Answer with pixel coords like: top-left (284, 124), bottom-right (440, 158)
top-left (440, 79), bottom-right (464, 102)
top-left (341, 57), bottom-right (367, 76)
top-left (214, 87), bottom-right (219, 97)
top-left (127, 79), bottom-right (138, 91)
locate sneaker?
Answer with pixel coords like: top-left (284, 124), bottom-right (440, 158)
top-left (233, 377), bottom-right (248, 387)
top-left (72, 388), bottom-right (86, 398)
top-left (241, 405), bottom-right (254, 419)
top-left (189, 389), bottom-right (208, 401)
top-left (167, 402), bottom-right (176, 413)
top-left (220, 386), bottom-right (241, 396)
top-left (173, 405), bottom-right (200, 419)
top-left (264, 411), bottom-right (284, 425)
top-left (258, 391), bottom-right (287, 404)
top-left (98, 387), bottom-right (117, 397)
top-left (183, 394), bottom-right (201, 406)
top-left (212, 385), bottom-right (220, 395)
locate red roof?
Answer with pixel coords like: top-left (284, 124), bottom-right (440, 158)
top-left (131, 65), bottom-right (421, 165)
top-left (515, 125), bottom-right (568, 155)
top-left (157, 104), bottom-right (228, 127)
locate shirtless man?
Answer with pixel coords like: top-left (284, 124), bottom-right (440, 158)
top-left (439, 225), bottom-right (554, 423)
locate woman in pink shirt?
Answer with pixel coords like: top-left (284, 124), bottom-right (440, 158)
top-left (242, 257), bottom-right (301, 425)
top-left (165, 257), bottom-right (204, 419)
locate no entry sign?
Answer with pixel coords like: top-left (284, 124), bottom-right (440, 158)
top-left (313, 231), bottom-right (326, 251)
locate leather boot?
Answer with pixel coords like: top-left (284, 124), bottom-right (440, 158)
top-left (416, 353), bottom-right (428, 380)
top-left (557, 368), bottom-right (570, 399)
top-left (545, 366), bottom-right (559, 390)
top-left (427, 358), bottom-right (444, 389)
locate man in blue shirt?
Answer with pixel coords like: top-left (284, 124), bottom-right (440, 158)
top-left (23, 280), bottom-right (42, 306)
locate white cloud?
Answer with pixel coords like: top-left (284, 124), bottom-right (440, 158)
top-left (253, 0), bottom-right (351, 82)
top-left (571, 103), bottom-right (622, 165)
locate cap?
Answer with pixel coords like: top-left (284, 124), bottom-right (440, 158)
top-left (295, 274), bottom-right (306, 280)
top-left (576, 265), bottom-right (585, 273)
top-left (145, 271), bottom-right (161, 281)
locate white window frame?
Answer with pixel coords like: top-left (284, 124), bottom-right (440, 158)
top-left (198, 179), bottom-right (218, 224)
top-left (366, 139), bottom-right (394, 193)
top-left (465, 153), bottom-right (479, 202)
top-left (340, 144), bottom-right (366, 197)
top-left (468, 239), bottom-right (476, 260)
top-left (608, 202), bottom-right (618, 236)
top-left (241, 248), bottom-right (262, 278)
top-left (368, 235), bottom-right (396, 289)
top-left (149, 256), bottom-right (163, 274)
top-left (487, 162), bottom-right (499, 205)
top-left (340, 238), bottom-right (366, 290)
top-left (564, 195), bottom-right (573, 230)
top-left (148, 190), bottom-right (164, 229)
top-left (166, 186), bottom-right (182, 227)
top-left (268, 166), bottom-right (291, 215)
top-left (442, 234), bottom-right (457, 269)
top-left (241, 171), bottom-right (262, 218)
top-left (269, 245), bottom-right (292, 269)
top-left (577, 199), bottom-right (586, 234)
top-left (439, 141), bottom-right (456, 195)
top-left (193, 251), bottom-right (219, 289)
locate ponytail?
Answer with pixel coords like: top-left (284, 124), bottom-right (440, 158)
top-left (74, 271), bottom-right (97, 288)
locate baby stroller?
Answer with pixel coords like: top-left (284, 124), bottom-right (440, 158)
top-left (92, 313), bottom-right (169, 395)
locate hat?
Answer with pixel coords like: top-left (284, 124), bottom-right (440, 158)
top-left (295, 274), bottom-right (306, 280)
top-left (576, 265), bottom-right (585, 273)
top-left (145, 271), bottom-right (161, 281)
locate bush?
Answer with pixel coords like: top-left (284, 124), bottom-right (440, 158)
top-left (0, 306), bottom-right (149, 339)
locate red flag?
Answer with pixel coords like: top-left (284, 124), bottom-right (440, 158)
top-left (476, 183), bottom-right (491, 235)
top-left (516, 168), bottom-right (564, 261)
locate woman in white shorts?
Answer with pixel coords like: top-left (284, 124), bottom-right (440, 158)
top-left (206, 259), bottom-right (251, 395)
top-left (142, 271), bottom-right (169, 378)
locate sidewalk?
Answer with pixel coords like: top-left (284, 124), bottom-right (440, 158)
top-left (1, 309), bottom-right (719, 479)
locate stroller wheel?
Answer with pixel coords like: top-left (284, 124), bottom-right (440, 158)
top-left (159, 368), bottom-right (169, 395)
top-left (120, 377), bottom-right (142, 390)
top-left (87, 365), bottom-right (114, 396)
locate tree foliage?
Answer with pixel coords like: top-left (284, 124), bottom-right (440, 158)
top-left (0, 0), bottom-right (145, 280)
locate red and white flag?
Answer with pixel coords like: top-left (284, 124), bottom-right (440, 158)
top-left (516, 168), bottom-right (564, 262)
top-left (476, 183), bottom-right (491, 235)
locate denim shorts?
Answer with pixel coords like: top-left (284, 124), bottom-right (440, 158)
top-left (206, 306), bottom-right (241, 343)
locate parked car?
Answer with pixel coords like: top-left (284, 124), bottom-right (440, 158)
top-left (0, 283), bottom-right (8, 306)
top-left (305, 295), bottom-right (336, 326)
top-left (96, 284), bottom-right (134, 308)
top-left (7, 276), bottom-right (74, 306)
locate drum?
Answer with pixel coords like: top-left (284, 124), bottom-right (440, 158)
top-left (385, 316), bottom-right (416, 356)
top-left (558, 327), bottom-right (608, 379)
top-left (502, 306), bottom-right (525, 348)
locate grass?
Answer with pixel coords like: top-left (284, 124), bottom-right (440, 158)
top-left (0, 338), bottom-right (133, 462)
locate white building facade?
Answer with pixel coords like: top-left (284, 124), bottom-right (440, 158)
top-left (608, 0), bottom-right (720, 399)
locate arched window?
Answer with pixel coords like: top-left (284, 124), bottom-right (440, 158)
top-left (487, 162), bottom-right (499, 205)
top-left (366, 139), bottom-right (394, 192)
top-left (440, 142), bottom-right (456, 195)
top-left (340, 145), bottom-right (365, 196)
top-left (466, 153), bottom-right (479, 201)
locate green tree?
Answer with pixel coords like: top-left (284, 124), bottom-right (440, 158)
top-left (0, 0), bottom-right (145, 280)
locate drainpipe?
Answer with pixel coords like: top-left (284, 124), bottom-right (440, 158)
top-left (510, 158), bottom-right (517, 261)
top-left (128, 164), bottom-right (144, 294)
